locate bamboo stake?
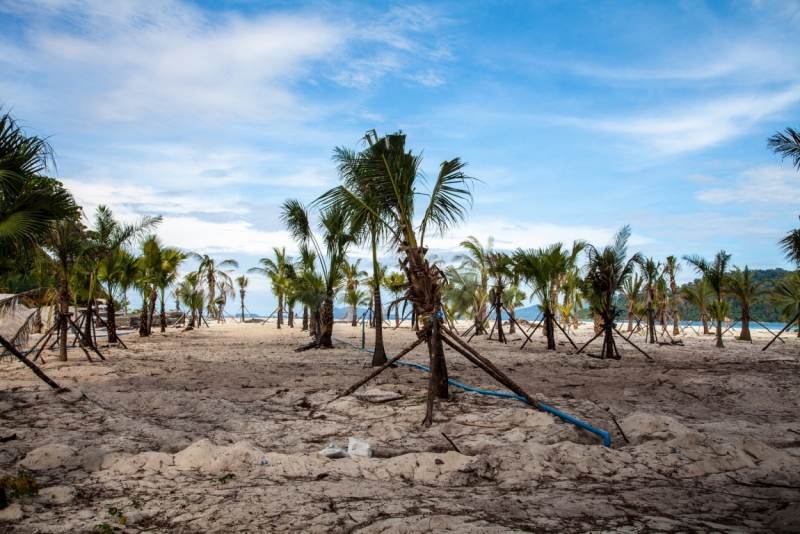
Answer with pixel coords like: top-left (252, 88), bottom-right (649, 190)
top-left (752, 320), bottom-right (785, 344)
top-left (336, 337), bottom-right (426, 399)
top-left (614, 327), bottom-right (653, 360)
top-left (762, 312), bottom-right (800, 351)
top-left (0, 334), bottom-right (60, 389)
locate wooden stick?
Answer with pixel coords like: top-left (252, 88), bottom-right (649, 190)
top-left (0, 334), bottom-right (60, 389)
top-left (576, 328), bottom-right (604, 354)
top-left (614, 327), bottom-right (653, 360)
top-left (520, 313), bottom-right (544, 350)
top-left (336, 337), bottom-right (426, 399)
top-left (67, 315), bottom-right (105, 360)
top-left (552, 317), bottom-right (579, 350)
top-left (762, 312), bottom-right (800, 351)
top-left (501, 304), bottom-right (534, 345)
top-left (457, 421), bottom-right (516, 430)
top-left (441, 326), bottom-right (542, 411)
top-left (752, 320), bottom-right (785, 344)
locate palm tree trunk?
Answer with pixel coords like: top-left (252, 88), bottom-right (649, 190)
top-left (83, 299), bottom-right (94, 350)
top-left (701, 311), bottom-right (709, 334)
top-left (240, 290), bottom-right (246, 322)
top-left (147, 289), bottom-right (157, 335)
top-left (351, 302), bottom-right (358, 327)
top-left (545, 310), bottom-right (556, 350)
top-left (508, 305), bottom-right (516, 334)
top-left (277, 294), bottom-right (283, 329)
top-left (139, 290), bottom-right (149, 337)
top-left (627, 310), bottom-right (634, 332)
top-left (495, 289), bottom-right (505, 343)
top-left (58, 278), bottom-right (69, 361)
top-left (107, 297), bottom-right (118, 343)
top-left (715, 320), bottom-right (724, 348)
top-left (160, 299), bottom-right (167, 333)
top-left (427, 306), bottom-right (449, 399)
top-left (372, 287), bottom-right (387, 366)
top-left (647, 308), bottom-right (656, 344)
top-left (593, 312), bottom-right (603, 335)
top-left (319, 296), bottom-right (334, 347)
top-left (302, 305), bottom-right (309, 331)
top-left (313, 308), bottom-right (322, 344)
top-left (288, 309), bottom-right (294, 328)
top-left (740, 312), bottom-right (751, 341)
top-left (672, 308), bottom-right (680, 336)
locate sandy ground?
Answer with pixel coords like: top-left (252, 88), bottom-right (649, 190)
top-left (1, 319), bottom-right (799, 533)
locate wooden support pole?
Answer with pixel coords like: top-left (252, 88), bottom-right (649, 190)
top-left (614, 327), bottom-right (653, 361)
top-left (0, 334), bottom-right (60, 389)
top-left (336, 337), bottom-right (426, 399)
top-left (762, 312), bottom-right (800, 351)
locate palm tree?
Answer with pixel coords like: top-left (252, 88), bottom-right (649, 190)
top-left (502, 284), bottom-right (526, 334)
top-left (768, 271), bottom-right (800, 337)
top-left (442, 267), bottom-right (483, 326)
top-left (664, 256), bottom-right (682, 335)
top-left (177, 272), bottom-right (204, 328)
top-left (584, 226), bottom-right (642, 359)
top-left (486, 251), bottom-right (514, 342)
top-left (681, 278), bottom-right (711, 335)
top-left (249, 248), bottom-right (291, 328)
top-left (189, 253), bottom-right (238, 322)
top-left (341, 260), bottom-right (368, 326)
top-left (86, 205), bottom-right (160, 341)
top-left (767, 126), bottom-right (800, 170)
top-left (317, 130), bottom-right (474, 402)
top-left (513, 244), bottom-right (568, 350)
top-left (620, 273), bottom-right (642, 332)
top-left (294, 245), bottom-right (317, 332)
top-left (383, 271), bottom-right (407, 327)
top-left (281, 200), bottom-right (355, 348)
top-left (236, 275), bottom-right (249, 322)
top-left (97, 248), bottom-right (138, 341)
top-left (684, 251), bottom-right (732, 348)
top-left (0, 108), bottom-right (78, 258)
top-left (725, 266), bottom-right (765, 342)
top-left (639, 258), bottom-right (663, 344)
top-left (454, 236), bottom-right (493, 334)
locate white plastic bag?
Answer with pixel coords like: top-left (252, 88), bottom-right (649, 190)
top-left (318, 443), bottom-right (350, 459)
top-left (347, 437), bottom-right (373, 458)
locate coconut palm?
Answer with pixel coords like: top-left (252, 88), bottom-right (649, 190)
top-left (620, 273), bottom-right (643, 332)
top-left (638, 258), bottom-right (663, 344)
top-left (383, 271), bottom-right (407, 327)
top-left (442, 266), bottom-right (483, 328)
top-left (281, 200), bottom-right (355, 348)
top-left (341, 260), bottom-right (368, 326)
top-left (725, 266), bottom-right (765, 342)
top-left (767, 126), bottom-right (800, 170)
top-left (454, 236), bottom-right (493, 334)
top-left (664, 256), bottom-right (682, 335)
top-left (684, 251), bottom-right (732, 348)
top-left (502, 284), bottom-right (526, 334)
top-left (293, 245), bottom-right (317, 332)
top-left (249, 248), bottom-right (292, 328)
top-left (189, 253), bottom-right (238, 322)
top-left (235, 275), bottom-right (249, 322)
top-left (681, 279), bottom-right (711, 335)
top-left (177, 272), bottom-right (204, 328)
top-left (584, 226), bottom-right (643, 359)
top-left (486, 251), bottom-right (514, 342)
top-left (768, 271), bottom-right (800, 337)
top-left (317, 130), bottom-right (475, 402)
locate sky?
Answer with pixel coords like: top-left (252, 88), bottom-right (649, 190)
top-left (2, 0), bottom-right (800, 313)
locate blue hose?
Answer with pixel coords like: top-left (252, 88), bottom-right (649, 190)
top-left (333, 336), bottom-right (612, 447)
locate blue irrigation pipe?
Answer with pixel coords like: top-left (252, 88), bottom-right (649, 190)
top-left (333, 336), bottom-right (611, 447)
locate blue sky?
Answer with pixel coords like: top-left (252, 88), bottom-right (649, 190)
top-left (2, 0), bottom-right (799, 313)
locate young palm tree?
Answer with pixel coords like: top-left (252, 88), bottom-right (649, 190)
top-left (442, 266), bottom-right (483, 329)
top-left (664, 255), bottom-right (682, 335)
top-left (188, 253), bottom-right (238, 322)
top-left (768, 271), bottom-right (800, 337)
top-left (454, 236), bottom-right (493, 334)
top-left (725, 266), bottom-right (765, 341)
top-left (341, 260), bottom-right (368, 326)
top-left (97, 248), bottom-right (139, 341)
top-left (317, 130), bottom-right (474, 401)
top-left (486, 251), bottom-right (514, 342)
top-left (584, 226), bottom-right (642, 359)
top-left (294, 245), bottom-right (317, 332)
top-left (681, 279), bottom-right (711, 334)
top-left (281, 200), bottom-right (355, 348)
top-left (383, 271), bottom-right (407, 327)
top-left (513, 244), bottom-right (570, 350)
top-left (236, 275), bottom-right (249, 322)
top-left (502, 284), bottom-right (526, 334)
top-left (249, 248), bottom-right (291, 328)
top-left (620, 273), bottom-right (643, 332)
top-left (684, 251), bottom-right (732, 348)
top-left (638, 258), bottom-right (663, 344)
top-left (177, 272), bottom-right (204, 328)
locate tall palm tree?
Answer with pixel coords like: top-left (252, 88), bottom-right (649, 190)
top-left (768, 271), bottom-right (800, 337)
top-left (767, 126), bottom-right (800, 170)
top-left (639, 258), bottom-right (663, 344)
top-left (341, 260), bottom-right (368, 326)
top-left (97, 248), bottom-right (138, 341)
top-left (684, 251), bottom-right (732, 348)
top-left (294, 245), bottom-right (317, 332)
top-left (249, 248), bottom-right (291, 328)
top-left (317, 130), bottom-right (474, 402)
top-left (281, 200), bottom-right (355, 348)
top-left (189, 253), bottom-right (238, 322)
top-left (664, 256), bottom-right (682, 335)
top-left (584, 226), bottom-right (642, 359)
top-left (681, 278), bottom-right (711, 335)
top-left (236, 275), bottom-right (249, 322)
top-left (454, 236), bottom-right (493, 334)
top-left (177, 272), bottom-right (204, 328)
top-left (725, 266), bottom-right (765, 342)
top-left (620, 273), bottom-right (643, 332)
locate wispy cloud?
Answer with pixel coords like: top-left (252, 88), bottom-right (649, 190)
top-left (695, 164), bottom-right (800, 206)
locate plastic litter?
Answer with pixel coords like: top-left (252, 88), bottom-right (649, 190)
top-left (347, 437), bottom-right (373, 458)
top-left (261, 460), bottom-right (269, 465)
top-left (318, 443), bottom-right (350, 459)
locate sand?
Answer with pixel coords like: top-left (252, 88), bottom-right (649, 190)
top-left (1, 320), bottom-right (799, 533)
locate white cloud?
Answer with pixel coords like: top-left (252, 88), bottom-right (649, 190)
top-left (695, 164), bottom-right (800, 205)
top-left (686, 173), bottom-right (718, 183)
top-left (158, 216), bottom-right (293, 255)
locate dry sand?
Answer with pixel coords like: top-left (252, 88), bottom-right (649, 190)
top-left (1, 320), bottom-right (799, 533)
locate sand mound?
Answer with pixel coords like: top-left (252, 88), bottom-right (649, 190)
top-left (619, 411), bottom-right (697, 445)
